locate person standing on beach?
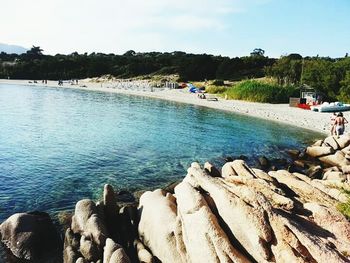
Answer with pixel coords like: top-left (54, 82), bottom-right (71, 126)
top-left (334, 112), bottom-right (348, 137)
top-left (330, 112), bottom-right (337, 135)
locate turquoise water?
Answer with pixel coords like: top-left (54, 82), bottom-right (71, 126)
top-left (0, 84), bottom-right (322, 222)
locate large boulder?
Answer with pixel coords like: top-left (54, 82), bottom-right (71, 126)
top-left (322, 171), bottom-right (347, 182)
top-left (0, 211), bottom-right (61, 260)
top-left (306, 146), bottom-right (334, 158)
top-left (185, 166), bottom-right (272, 262)
top-left (174, 181), bottom-right (249, 262)
top-left (319, 151), bottom-right (350, 167)
top-left (323, 136), bottom-right (340, 151)
top-left (71, 199), bottom-right (107, 247)
top-left (138, 189), bottom-right (187, 263)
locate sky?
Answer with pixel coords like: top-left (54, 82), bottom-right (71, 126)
top-left (1, 0), bottom-right (349, 58)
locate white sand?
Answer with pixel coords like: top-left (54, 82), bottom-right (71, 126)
top-left (1, 78), bottom-right (346, 135)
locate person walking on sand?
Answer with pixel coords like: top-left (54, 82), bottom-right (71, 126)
top-left (334, 112), bottom-right (348, 137)
top-left (330, 112), bottom-right (337, 135)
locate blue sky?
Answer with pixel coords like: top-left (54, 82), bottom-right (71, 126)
top-left (1, 0), bottom-right (349, 58)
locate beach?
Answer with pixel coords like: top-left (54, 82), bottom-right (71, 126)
top-left (0, 78), bottom-right (344, 135)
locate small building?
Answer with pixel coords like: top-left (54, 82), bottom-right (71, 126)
top-left (289, 85), bottom-right (323, 109)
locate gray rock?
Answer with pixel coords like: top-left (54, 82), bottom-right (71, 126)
top-left (204, 162), bottom-right (221, 177)
top-left (80, 235), bottom-right (101, 262)
top-left (71, 199), bottom-right (97, 234)
top-left (306, 146), bottom-right (334, 158)
top-left (64, 246), bottom-right (79, 263)
top-left (306, 165), bottom-right (323, 179)
top-left (64, 228), bottom-right (80, 250)
top-left (258, 156), bottom-right (270, 168)
top-left (0, 211), bottom-right (61, 260)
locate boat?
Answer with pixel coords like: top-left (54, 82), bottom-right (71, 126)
top-left (310, 101), bottom-right (350, 112)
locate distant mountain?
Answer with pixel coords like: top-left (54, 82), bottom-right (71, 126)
top-left (0, 43), bottom-right (27, 54)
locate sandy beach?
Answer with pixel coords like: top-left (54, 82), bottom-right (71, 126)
top-left (0, 78), bottom-right (346, 135)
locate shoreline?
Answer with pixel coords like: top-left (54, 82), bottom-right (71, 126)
top-left (0, 78), bottom-right (344, 135)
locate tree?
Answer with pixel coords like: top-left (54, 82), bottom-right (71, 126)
top-left (250, 48), bottom-right (265, 57)
top-left (25, 46), bottom-right (44, 60)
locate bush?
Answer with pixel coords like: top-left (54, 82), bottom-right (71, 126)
top-left (224, 80), bottom-right (298, 103)
top-left (205, 85), bottom-right (227, 94)
top-left (337, 189), bottom-right (350, 220)
top-left (212, 79), bottom-right (225, 86)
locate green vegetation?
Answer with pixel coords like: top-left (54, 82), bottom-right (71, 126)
top-left (337, 189), bottom-right (350, 220)
top-left (1, 46), bottom-right (350, 103)
top-left (266, 54), bottom-right (350, 102)
top-left (206, 80), bottom-right (298, 103)
top-left (337, 201), bottom-right (350, 220)
top-left (0, 46), bottom-right (273, 82)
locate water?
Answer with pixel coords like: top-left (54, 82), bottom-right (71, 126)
top-left (0, 84), bottom-right (322, 223)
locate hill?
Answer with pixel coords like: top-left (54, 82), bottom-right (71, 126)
top-left (0, 43), bottom-right (27, 54)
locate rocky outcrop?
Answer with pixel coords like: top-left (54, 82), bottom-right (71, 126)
top-left (137, 160), bottom-right (350, 262)
top-left (63, 184), bottom-right (131, 263)
top-left (2, 136), bottom-right (350, 263)
top-left (0, 211), bottom-right (61, 261)
top-left (138, 189), bottom-right (186, 263)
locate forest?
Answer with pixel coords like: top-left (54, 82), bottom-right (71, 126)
top-left (1, 46), bottom-right (350, 101)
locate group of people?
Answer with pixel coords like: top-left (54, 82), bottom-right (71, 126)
top-left (331, 112), bottom-right (348, 137)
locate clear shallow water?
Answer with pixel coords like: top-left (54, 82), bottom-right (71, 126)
top-left (0, 84), bottom-right (322, 222)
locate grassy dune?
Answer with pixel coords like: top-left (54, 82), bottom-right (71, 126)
top-left (205, 79), bottom-right (299, 103)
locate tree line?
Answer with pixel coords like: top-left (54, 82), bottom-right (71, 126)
top-left (1, 46), bottom-right (350, 101)
top-left (0, 46), bottom-right (274, 82)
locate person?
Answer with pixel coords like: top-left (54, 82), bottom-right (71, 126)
top-left (334, 112), bottom-right (348, 137)
top-left (330, 112), bottom-right (337, 135)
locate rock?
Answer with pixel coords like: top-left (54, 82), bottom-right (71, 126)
top-left (324, 166), bottom-right (340, 173)
top-left (116, 190), bottom-right (136, 203)
top-left (138, 189), bottom-right (187, 262)
top-left (319, 151), bottom-right (350, 167)
top-left (104, 184), bottom-right (119, 216)
top-left (109, 248), bottom-right (131, 263)
top-left (334, 134), bottom-right (350, 149)
top-left (269, 170), bottom-right (337, 207)
top-left (71, 199), bottom-right (97, 234)
top-left (0, 211), bottom-right (61, 260)
top-left (103, 238), bottom-right (120, 263)
top-left (103, 184), bottom-right (120, 242)
top-left (85, 214), bottom-right (108, 247)
top-left (312, 139), bottom-right (324, 147)
top-left (221, 162), bottom-right (237, 178)
top-left (341, 165), bottom-right (350, 174)
top-left (287, 163), bottom-right (304, 174)
top-left (76, 257), bottom-right (87, 263)
top-left (64, 245), bottom-right (79, 263)
top-left (305, 165), bottom-right (323, 179)
top-left (134, 239), bottom-right (154, 263)
top-left (323, 136), bottom-right (340, 151)
top-left (304, 203), bottom-right (350, 253)
top-left (258, 156), bottom-right (270, 168)
top-left (224, 156), bottom-right (233, 162)
top-left (305, 179), bottom-right (349, 203)
top-left (163, 180), bottom-right (181, 194)
top-left (224, 176), bottom-right (294, 210)
top-left (174, 181), bottom-right (249, 262)
top-left (323, 171), bottom-right (347, 182)
top-left (80, 235), bottom-right (100, 262)
top-left (186, 166), bottom-right (272, 262)
top-left (286, 149), bottom-right (301, 157)
top-left (293, 159), bottom-right (307, 168)
top-left (306, 146), bottom-right (334, 158)
top-left (64, 228), bottom-right (80, 250)
top-left (76, 258), bottom-right (87, 263)
top-left (204, 162), bottom-right (221, 177)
